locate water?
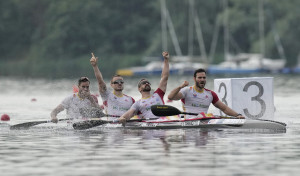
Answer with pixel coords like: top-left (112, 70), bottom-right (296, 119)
top-left (1, 74), bottom-right (300, 176)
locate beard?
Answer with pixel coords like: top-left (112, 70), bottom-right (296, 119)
top-left (196, 81), bottom-right (205, 89)
top-left (141, 85), bottom-right (151, 92)
top-left (79, 90), bottom-right (90, 98)
top-left (114, 87), bottom-right (124, 91)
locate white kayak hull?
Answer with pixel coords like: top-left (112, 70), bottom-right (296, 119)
top-left (97, 118), bottom-right (286, 131)
top-left (4, 118), bottom-right (286, 132)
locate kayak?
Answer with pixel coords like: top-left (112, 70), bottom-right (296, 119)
top-left (80, 117), bottom-right (286, 132)
top-left (5, 117), bottom-right (286, 132)
top-left (7, 104), bottom-right (287, 132)
top-left (72, 104), bottom-right (286, 131)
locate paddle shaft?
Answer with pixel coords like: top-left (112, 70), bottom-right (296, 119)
top-left (10, 118), bottom-right (72, 130)
top-left (180, 112), bottom-right (198, 116)
top-left (150, 105), bottom-right (243, 119)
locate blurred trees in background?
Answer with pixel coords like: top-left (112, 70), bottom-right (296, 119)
top-left (0, 0), bottom-right (299, 78)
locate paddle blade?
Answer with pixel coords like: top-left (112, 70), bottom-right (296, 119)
top-left (10, 121), bottom-right (48, 130)
top-left (151, 105), bottom-right (182, 116)
top-left (73, 120), bottom-right (108, 130)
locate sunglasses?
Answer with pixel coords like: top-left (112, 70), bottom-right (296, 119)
top-left (138, 80), bottom-right (151, 87)
top-left (112, 80), bottom-right (124, 84)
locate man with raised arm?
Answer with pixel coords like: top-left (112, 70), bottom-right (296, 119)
top-left (118, 51), bottom-right (170, 123)
top-left (51, 77), bottom-right (99, 123)
top-left (90, 53), bottom-right (135, 117)
top-left (168, 68), bottom-right (245, 119)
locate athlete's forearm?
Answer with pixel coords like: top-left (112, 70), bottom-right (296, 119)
top-left (223, 107), bottom-right (239, 117)
top-left (50, 105), bottom-right (64, 119)
top-left (92, 65), bottom-right (106, 91)
top-left (158, 59), bottom-right (170, 92)
top-left (168, 86), bottom-right (182, 100)
top-left (161, 59), bottom-right (169, 80)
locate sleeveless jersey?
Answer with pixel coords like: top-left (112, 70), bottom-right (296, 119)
top-left (180, 86), bottom-right (219, 116)
top-left (101, 89), bottom-right (135, 116)
top-left (61, 93), bottom-right (98, 119)
top-left (130, 88), bottom-right (165, 119)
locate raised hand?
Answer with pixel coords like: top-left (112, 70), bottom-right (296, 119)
top-left (180, 81), bottom-right (189, 88)
top-left (90, 53), bottom-right (98, 66)
top-left (162, 51), bottom-right (169, 60)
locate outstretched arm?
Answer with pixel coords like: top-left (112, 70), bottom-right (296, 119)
top-left (158, 51), bottom-right (170, 93)
top-left (214, 100), bottom-right (245, 118)
top-left (168, 81), bottom-right (189, 100)
top-left (118, 109), bottom-right (136, 123)
top-left (90, 53), bottom-right (107, 94)
top-left (50, 104), bottom-right (65, 123)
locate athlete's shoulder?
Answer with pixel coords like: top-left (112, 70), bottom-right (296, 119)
top-left (204, 88), bottom-right (214, 92)
top-left (123, 94), bottom-right (135, 103)
top-left (154, 88), bottom-right (165, 97)
top-left (123, 93), bottom-right (132, 98)
top-left (68, 94), bottom-right (77, 99)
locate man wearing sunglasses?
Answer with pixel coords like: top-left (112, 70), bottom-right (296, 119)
top-left (167, 68), bottom-right (244, 119)
top-left (90, 53), bottom-right (135, 117)
top-left (51, 77), bottom-right (99, 123)
top-left (118, 51), bottom-right (170, 123)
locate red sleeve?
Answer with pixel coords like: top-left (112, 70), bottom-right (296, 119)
top-left (131, 97), bottom-right (135, 104)
top-left (154, 88), bottom-right (165, 104)
top-left (211, 91), bottom-right (219, 104)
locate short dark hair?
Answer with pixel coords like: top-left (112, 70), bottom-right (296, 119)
top-left (110, 74), bottom-right (123, 83)
top-left (78, 77), bottom-right (90, 85)
top-left (138, 78), bottom-right (148, 88)
top-left (193, 68), bottom-right (206, 77)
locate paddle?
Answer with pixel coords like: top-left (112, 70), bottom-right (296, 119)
top-left (73, 118), bottom-right (154, 130)
top-left (151, 105), bottom-right (198, 116)
top-left (151, 105), bottom-right (242, 119)
top-left (10, 118), bottom-right (72, 130)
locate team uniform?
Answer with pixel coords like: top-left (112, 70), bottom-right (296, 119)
top-left (180, 86), bottom-right (219, 118)
top-left (101, 89), bottom-right (135, 117)
top-left (130, 88), bottom-right (165, 119)
top-left (61, 93), bottom-right (98, 119)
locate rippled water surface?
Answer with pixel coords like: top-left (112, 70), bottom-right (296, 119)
top-left (1, 74), bottom-right (300, 176)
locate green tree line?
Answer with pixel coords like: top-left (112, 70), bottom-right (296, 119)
top-left (0, 0), bottom-right (299, 78)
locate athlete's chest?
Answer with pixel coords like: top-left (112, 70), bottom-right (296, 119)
top-left (185, 90), bottom-right (212, 102)
top-left (71, 97), bottom-right (91, 107)
top-left (139, 96), bottom-right (162, 107)
top-left (109, 95), bottom-right (131, 103)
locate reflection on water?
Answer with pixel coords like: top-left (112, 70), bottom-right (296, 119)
top-left (0, 126), bottom-right (295, 176)
top-left (1, 75), bottom-right (300, 176)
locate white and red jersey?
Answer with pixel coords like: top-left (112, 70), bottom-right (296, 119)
top-left (130, 88), bottom-right (165, 119)
top-left (180, 86), bottom-right (219, 116)
top-left (61, 93), bottom-right (98, 119)
top-left (101, 90), bottom-right (135, 116)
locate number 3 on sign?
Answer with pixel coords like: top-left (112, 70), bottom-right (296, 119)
top-left (214, 77), bottom-right (274, 120)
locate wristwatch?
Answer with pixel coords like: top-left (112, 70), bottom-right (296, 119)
top-left (236, 113), bottom-right (242, 117)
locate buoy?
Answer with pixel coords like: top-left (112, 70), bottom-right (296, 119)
top-left (1, 114), bottom-right (10, 121)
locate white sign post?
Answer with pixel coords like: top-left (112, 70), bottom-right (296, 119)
top-left (214, 77), bottom-right (274, 120)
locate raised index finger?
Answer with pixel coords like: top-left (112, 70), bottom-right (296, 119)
top-left (91, 53), bottom-right (95, 58)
